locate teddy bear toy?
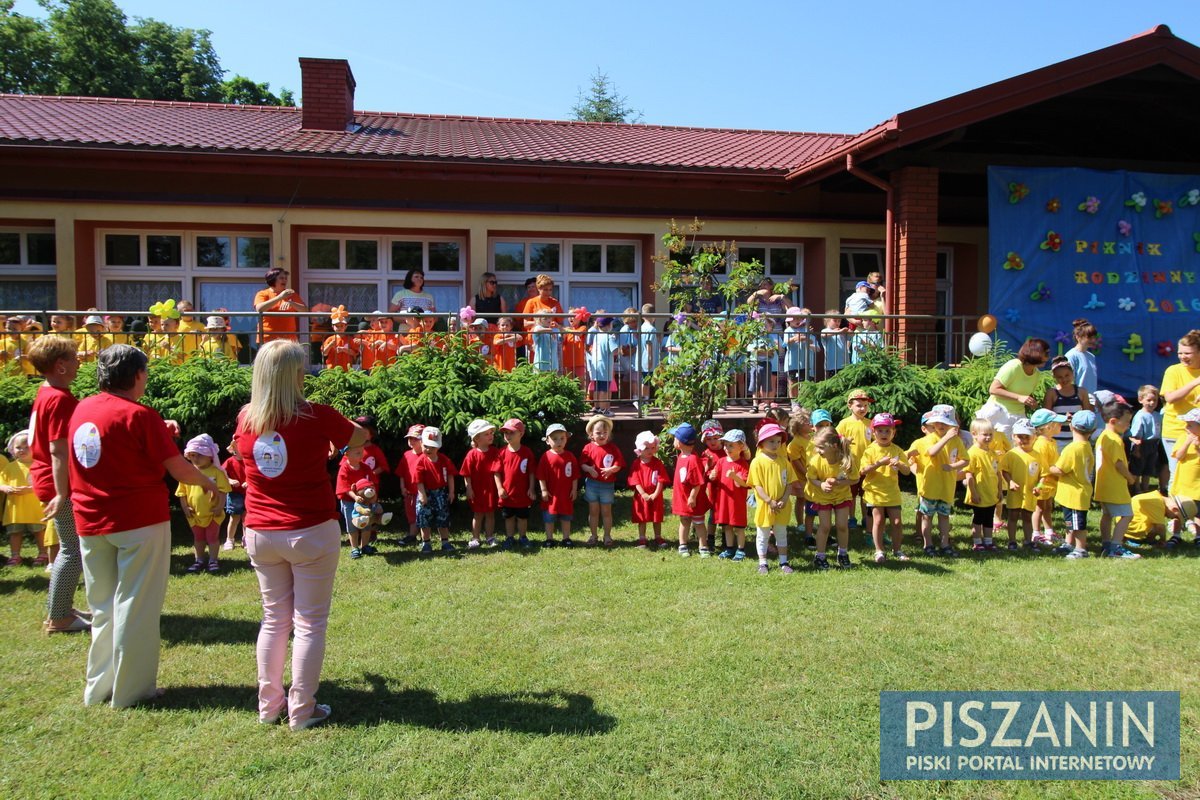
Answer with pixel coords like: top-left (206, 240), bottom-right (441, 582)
top-left (351, 480), bottom-right (393, 529)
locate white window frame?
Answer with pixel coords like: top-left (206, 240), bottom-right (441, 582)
top-left (97, 229), bottom-right (272, 311)
top-left (299, 233), bottom-right (467, 312)
top-left (488, 237), bottom-right (641, 311)
top-left (0, 227), bottom-right (58, 309)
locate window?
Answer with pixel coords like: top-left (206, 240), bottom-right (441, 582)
top-left (298, 234), bottom-right (466, 313)
top-left (489, 238), bottom-right (640, 313)
top-left (839, 247), bottom-right (883, 301)
top-left (0, 228), bottom-right (57, 309)
top-left (735, 243), bottom-right (803, 278)
top-left (97, 229), bottom-right (272, 313)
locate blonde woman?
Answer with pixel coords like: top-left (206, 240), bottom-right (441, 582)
top-left (233, 340), bottom-right (365, 731)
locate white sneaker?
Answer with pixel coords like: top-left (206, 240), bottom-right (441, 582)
top-left (221, 541), bottom-right (234, 551)
top-left (874, 550), bottom-right (886, 564)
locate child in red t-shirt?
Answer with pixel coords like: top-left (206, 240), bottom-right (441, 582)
top-left (714, 429), bottom-right (751, 560)
top-left (670, 422), bottom-right (710, 557)
top-left (580, 415), bottom-right (625, 547)
top-left (699, 420), bottom-right (725, 549)
top-left (460, 419), bottom-right (499, 549)
top-left (397, 424), bottom-right (424, 545)
top-left (627, 431), bottom-right (667, 548)
top-left (221, 437), bottom-right (246, 551)
top-left (414, 426), bottom-right (457, 553)
top-left (336, 443), bottom-right (378, 558)
top-left (537, 423), bottom-right (579, 546)
top-left (492, 418), bottom-right (537, 548)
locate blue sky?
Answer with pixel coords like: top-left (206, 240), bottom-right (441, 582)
top-left (14, 0), bottom-right (1200, 133)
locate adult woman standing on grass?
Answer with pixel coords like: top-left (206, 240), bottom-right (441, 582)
top-left (68, 345), bottom-right (218, 707)
top-left (27, 336), bottom-right (89, 634)
top-left (988, 338), bottom-right (1050, 432)
top-left (234, 340), bottom-right (365, 730)
top-left (1160, 329), bottom-right (1200, 485)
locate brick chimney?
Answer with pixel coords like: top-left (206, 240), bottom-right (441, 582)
top-left (299, 58), bottom-right (356, 132)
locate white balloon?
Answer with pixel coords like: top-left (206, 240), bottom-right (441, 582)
top-left (968, 332), bottom-right (993, 357)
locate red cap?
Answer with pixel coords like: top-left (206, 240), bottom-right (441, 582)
top-left (405, 424), bottom-right (425, 439)
top-left (499, 418), bottom-right (526, 433)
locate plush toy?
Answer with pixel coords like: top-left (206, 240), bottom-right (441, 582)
top-left (350, 479), bottom-right (393, 530)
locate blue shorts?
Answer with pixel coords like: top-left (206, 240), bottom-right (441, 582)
top-left (1061, 507), bottom-right (1088, 531)
top-left (225, 492), bottom-right (245, 516)
top-left (1100, 502), bottom-right (1133, 519)
top-left (918, 497), bottom-right (954, 517)
top-left (416, 488), bottom-right (450, 529)
top-left (583, 478), bottom-right (616, 505)
top-left (543, 512), bottom-right (572, 525)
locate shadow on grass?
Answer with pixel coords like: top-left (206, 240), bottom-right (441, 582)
top-left (160, 612), bottom-right (260, 645)
top-left (0, 573), bottom-right (49, 595)
top-left (150, 673), bottom-right (616, 736)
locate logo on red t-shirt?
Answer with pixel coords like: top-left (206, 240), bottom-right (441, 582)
top-left (519, 458), bottom-right (529, 474)
top-left (565, 461), bottom-right (573, 477)
top-left (254, 432), bottom-right (288, 478)
top-left (72, 422), bottom-right (101, 468)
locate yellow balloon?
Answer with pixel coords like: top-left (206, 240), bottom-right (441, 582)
top-left (978, 314), bottom-right (997, 334)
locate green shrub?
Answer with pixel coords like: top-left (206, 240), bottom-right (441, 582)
top-left (0, 374), bottom-right (40, 444)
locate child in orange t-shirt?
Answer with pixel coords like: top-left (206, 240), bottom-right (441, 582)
top-left (359, 311), bottom-right (399, 370)
top-left (562, 309), bottom-right (590, 383)
top-left (321, 306), bottom-right (359, 371)
top-left (491, 316), bottom-right (523, 372)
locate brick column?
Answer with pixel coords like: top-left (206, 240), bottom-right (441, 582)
top-left (892, 166), bottom-right (939, 363)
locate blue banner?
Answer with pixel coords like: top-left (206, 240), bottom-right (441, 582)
top-left (880, 691), bottom-right (1180, 780)
top-left (988, 166), bottom-right (1200, 396)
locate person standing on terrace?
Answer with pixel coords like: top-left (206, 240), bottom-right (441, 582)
top-left (522, 275), bottom-right (563, 332)
top-left (254, 268), bottom-right (307, 343)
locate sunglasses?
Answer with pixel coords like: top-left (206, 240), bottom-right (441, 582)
top-left (486, 280), bottom-right (497, 285)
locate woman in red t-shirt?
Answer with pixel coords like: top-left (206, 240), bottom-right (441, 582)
top-left (27, 336), bottom-right (88, 634)
top-left (68, 345), bottom-right (218, 708)
top-left (234, 340), bottom-right (365, 730)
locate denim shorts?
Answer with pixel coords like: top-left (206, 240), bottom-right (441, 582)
top-left (225, 492), bottom-right (245, 516)
top-left (1061, 507), bottom-right (1088, 531)
top-left (918, 497), bottom-right (954, 517)
top-left (583, 478), bottom-right (616, 505)
top-left (1100, 502), bottom-right (1133, 519)
top-left (543, 512), bottom-right (572, 525)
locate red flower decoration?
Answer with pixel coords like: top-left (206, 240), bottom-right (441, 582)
top-left (1158, 341), bottom-right (1175, 357)
top-left (1040, 231), bottom-right (1062, 252)
top-left (1045, 198), bottom-right (1061, 213)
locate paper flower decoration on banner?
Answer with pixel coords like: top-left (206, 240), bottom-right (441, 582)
top-left (1194, 233), bottom-right (1200, 253)
top-left (1045, 198), bottom-right (1061, 213)
top-left (1118, 297), bottom-right (1135, 311)
top-left (1158, 341), bottom-right (1175, 357)
top-left (1181, 189), bottom-right (1200, 207)
top-left (1078, 196), bottom-right (1101, 214)
top-left (1083, 293), bottom-right (1106, 310)
top-left (1005, 308), bottom-right (1021, 323)
top-left (1040, 232), bottom-right (1062, 252)
top-left (1125, 192), bottom-right (1147, 212)
top-left (1003, 252), bottom-right (1024, 271)
top-left (330, 305), bottom-right (349, 324)
top-left (1029, 282), bottom-right (1050, 301)
top-left (1154, 199), bottom-right (1174, 219)
top-left (1008, 182), bottom-right (1030, 203)
top-left (1118, 220), bottom-right (1132, 238)
top-left (1122, 334), bottom-right (1144, 362)
top-left (148, 299), bottom-right (179, 319)
top-left (1054, 330), bottom-right (1073, 348)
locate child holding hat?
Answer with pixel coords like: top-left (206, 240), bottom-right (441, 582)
top-left (627, 431), bottom-right (667, 548)
top-left (537, 423), bottom-right (578, 546)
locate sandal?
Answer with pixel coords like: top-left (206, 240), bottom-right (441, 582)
top-left (45, 615), bottom-right (90, 634)
top-left (5, 555), bottom-right (23, 567)
top-left (31, 555), bottom-right (49, 567)
top-left (206, 560), bottom-right (220, 574)
top-left (186, 560), bottom-right (205, 574)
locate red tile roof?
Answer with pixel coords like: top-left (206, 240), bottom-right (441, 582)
top-left (0, 94), bottom-right (851, 175)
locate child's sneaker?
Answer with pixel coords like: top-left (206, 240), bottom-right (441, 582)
top-left (874, 550), bottom-right (886, 564)
top-left (486, 536), bottom-right (497, 547)
top-left (654, 537), bottom-right (669, 549)
top-left (1065, 548), bottom-right (1089, 559)
top-left (207, 560), bottom-right (220, 574)
top-left (1166, 535), bottom-right (1182, 550)
top-left (1053, 543), bottom-right (1073, 555)
top-left (500, 537), bottom-right (515, 549)
top-left (678, 545), bottom-right (690, 557)
top-left (732, 549), bottom-right (746, 562)
top-left (561, 538), bottom-right (574, 547)
top-left (804, 534), bottom-right (816, 549)
top-left (717, 547), bottom-right (734, 559)
top-left (1110, 546), bottom-right (1141, 560)
top-left (519, 535), bottom-right (531, 548)
top-left (186, 559), bottom-right (205, 573)
top-left (848, 516), bottom-right (859, 529)
top-left (813, 554), bottom-right (830, 571)
top-left (467, 539), bottom-right (481, 549)
top-left (757, 563), bottom-right (769, 575)
top-left (400, 534), bottom-right (418, 546)
top-left (419, 541), bottom-right (433, 554)
top-left (1006, 541), bottom-right (1019, 551)
top-left (938, 546), bottom-right (956, 558)
top-left (636, 538), bottom-right (649, 549)
top-left (440, 540), bottom-right (456, 552)
top-left (923, 545), bottom-right (937, 557)
top-left (221, 540), bottom-right (234, 551)
top-left (984, 542), bottom-right (998, 552)
top-left (360, 543), bottom-right (377, 555)
top-left (349, 547), bottom-right (362, 560)
top-left (779, 562), bottom-right (794, 575)
top-left (892, 550), bottom-right (910, 562)
top-left (698, 548), bottom-right (711, 559)
top-left (836, 552), bottom-right (852, 569)
top-left (542, 538), bottom-right (555, 547)
top-left (972, 543), bottom-right (987, 552)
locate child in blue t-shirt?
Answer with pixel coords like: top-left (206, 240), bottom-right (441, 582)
top-left (587, 316), bottom-right (619, 415)
top-left (821, 310), bottom-right (850, 377)
top-left (1130, 384), bottom-right (1164, 494)
top-left (530, 312), bottom-right (561, 373)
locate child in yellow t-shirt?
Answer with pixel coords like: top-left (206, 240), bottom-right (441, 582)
top-left (1127, 492), bottom-right (1198, 548)
top-left (1095, 399), bottom-right (1139, 559)
top-left (987, 426), bottom-right (1013, 531)
top-left (1050, 411), bottom-right (1097, 559)
top-left (177, 434), bottom-right (231, 573)
top-left (963, 419), bottom-right (1001, 552)
top-left (749, 424), bottom-right (795, 574)
top-left (1, 432), bottom-right (46, 566)
top-left (860, 413), bottom-right (910, 563)
top-left (786, 411), bottom-right (813, 544)
top-left (1029, 409), bottom-right (1066, 545)
top-left (907, 409), bottom-right (967, 557)
top-left (1000, 419), bottom-right (1041, 550)
top-left (836, 389), bottom-right (874, 529)
top-left (806, 427), bottom-right (860, 570)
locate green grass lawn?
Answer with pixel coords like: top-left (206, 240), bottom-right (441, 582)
top-left (1, 493), bottom-right (1197, 799)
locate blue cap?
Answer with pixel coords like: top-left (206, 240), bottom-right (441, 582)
top-left (1029, 408), bottom-right (1068, 427)
top-left (670, 422), bottom-right (698, 445)
top-left (1070, 410), bottom-right (1097, 433)
top-left (812, 409), bottom-right (833, 426)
